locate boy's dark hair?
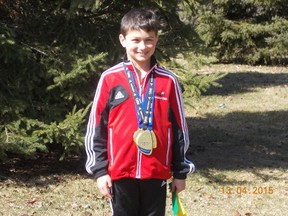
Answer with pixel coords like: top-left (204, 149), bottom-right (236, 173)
top-left (120, 8), bottom-right (160, 36)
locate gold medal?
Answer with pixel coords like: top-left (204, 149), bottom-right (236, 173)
top-left (150, 130), bottom-right (157, 149)
top-left (134, 129), bottom-right (153, 155)
top-left (133, 128), bottom-right (142, 142)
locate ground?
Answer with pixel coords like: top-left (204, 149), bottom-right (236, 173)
top-left (1, 64), bottom-right (288, 216)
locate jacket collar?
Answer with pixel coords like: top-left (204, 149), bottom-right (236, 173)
top-left (123, 54), bottom-right (158, 69)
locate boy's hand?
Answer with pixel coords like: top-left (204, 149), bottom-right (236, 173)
top-left (96, 174), bottom-right (113, 199)
top-left (171, 178), bottom-right (186, 193)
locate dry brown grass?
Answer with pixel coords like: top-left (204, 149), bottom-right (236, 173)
top-left (184, 64), bottom-right (288, 216)
top-left (1, 64), bottom-right (287, 216)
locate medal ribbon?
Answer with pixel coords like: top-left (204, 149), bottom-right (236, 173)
top-left (123, 63), bottom-right (155, 130)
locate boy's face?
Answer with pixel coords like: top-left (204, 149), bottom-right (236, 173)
top-left (119, 29), bottom-right (158, 67)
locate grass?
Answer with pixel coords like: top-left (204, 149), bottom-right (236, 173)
top-left (1, 64), bottom-right (288, 216)
top-left (184, 64), bottom-right (288, 216)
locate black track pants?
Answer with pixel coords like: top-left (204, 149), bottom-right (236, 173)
top-left (110, 178), bottom-right (167, 216)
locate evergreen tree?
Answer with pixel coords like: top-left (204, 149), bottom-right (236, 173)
top-left (192, 0), bottom-right (288, 64)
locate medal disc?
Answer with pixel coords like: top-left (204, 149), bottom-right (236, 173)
top-left (150, 130), bottom-right (157, 148)
top-left (135, 129), bottom-right (153, 155)
top-left (133, 128), bottom-right (142, 142)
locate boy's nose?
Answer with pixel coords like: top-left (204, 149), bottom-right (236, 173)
top-left (138, 41), bottom-right (146, 49)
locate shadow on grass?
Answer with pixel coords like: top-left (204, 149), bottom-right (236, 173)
top-left (0, 153), bottom-right (88, 186)
top-left (187, 110), bottom-right (288, 183)
top-left (0, 111), bottom-right (288, 187)
top-left (1, 111), bottom-right (287, 186)
top-left (1, 109), bottom-right (287, 186)
top-left (205, 71), bottom-right (288, 96)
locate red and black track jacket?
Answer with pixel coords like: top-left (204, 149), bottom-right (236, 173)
top-left (85, 58), bottom-right (195, 180)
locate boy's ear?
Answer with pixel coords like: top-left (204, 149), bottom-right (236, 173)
top-left (119, 34), bottom-right (126, 47)
top-left (155, 34), bottom-right (159, 43)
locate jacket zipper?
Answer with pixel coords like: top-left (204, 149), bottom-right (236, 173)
top-left (136, 150), bottom-right (142, 178)
top-left (132, 64), bottom-right (155, 179)
top-left (109, 128), bottom-right (114, 165)
top-left (166, 128), bottom-right (171, 166)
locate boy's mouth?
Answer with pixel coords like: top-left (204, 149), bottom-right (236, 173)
top-left (137, 51), bottom-right (149, 56)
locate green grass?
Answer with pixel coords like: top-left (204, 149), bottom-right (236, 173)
top-left (1, 64), bottom-right (288, 216)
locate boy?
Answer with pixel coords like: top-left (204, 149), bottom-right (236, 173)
top-left (85, 8), bottom-right (195, 216)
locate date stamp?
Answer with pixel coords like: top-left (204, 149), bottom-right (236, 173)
top-left (220, 186), bottom-right (274, 195)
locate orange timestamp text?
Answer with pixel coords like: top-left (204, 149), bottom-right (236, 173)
top-left (220, 186), bottom-right (274, 195)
